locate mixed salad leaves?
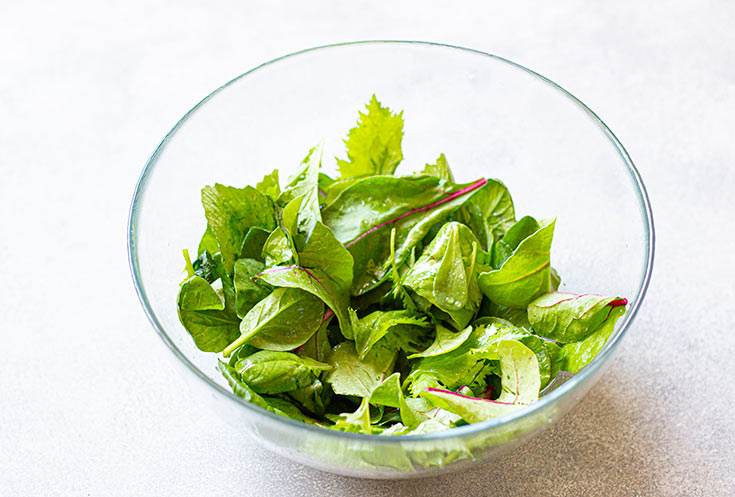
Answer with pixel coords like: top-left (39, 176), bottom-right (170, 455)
top-left (177, 96), bottom-right (628, 436)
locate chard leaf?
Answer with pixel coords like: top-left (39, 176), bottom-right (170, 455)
top-left (407, 324), bottom-right (473, 359)
top-left (201, 184), bottom-right (277, 273)
top-left (478, 219), bottom-right (555, 308)
top-left (420, 388), bottom-right (522, 424)
top-left (233, 258), bottom-right (271, 318)
top-left (494, 339), bottom-right (541, 404)
top-left (351, 309), bottom-right (430, 359)
top-left (223, 287), bottom-right (324, 355)
top-left (178, 275), bottom-right (225, 311)
top-left (527, 292), bottom-right (629, 343)
top-left (402, 222), bottom-right (483, 329)
top-left (421, 153), bottom-right (454, 182)
top-left (258, 222), bottom-right (354, 338)
top-left (322, 175), bottom-right (488, 295)
top-left (255, 169), bottom-right (280, 199)
top-left (560, 305), bottom-right (626, 372)
top-left (337, 95), bottom-right (404, 178)
top-left (234, 350), bottom-right (331, 394)
top-left (323, 342), bottom-right (386, 398)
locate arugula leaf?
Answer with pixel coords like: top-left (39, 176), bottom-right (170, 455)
top-left (402, 222), bottom-right (483, 329)
top-left (223, 287), bottom-right (324, 356)
top-left (234, 350), bottom-right (331, 394)
top-left (322, 175), bottom-right (488, 295)
top-left (527, 292), bottom-right (628, 343)
top-left (258, 222), bottom-right (354, 338)
top-left (477, 219), bottom-right (555, 308)
top-left (233, 258), bottom-right (271, 318)
top-left (201, 184), bottom-right (277, 273)
top-left (323, 342), bottom-right (387, 398)
top-left (337, 95), bottom-right (404, 178)
top-left (421, 153), bottom-right (454, 183)
top-left (407, 324), bottom-right (473, 359)
top-left (351, 309), bottom-right (429, 359)
top-left (255, 169), bottom-right (280, 199)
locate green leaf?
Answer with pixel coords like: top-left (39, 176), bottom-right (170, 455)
top-left (178, 275), bottom-right (225, 311)
top-left (287, 378), bottom-right (330, 417)
top-left (527, 292), bottom-right (628, 343)
top-left (491, 216), bottom-right (540, 268)
top-left (369, 373), bottom-right (424, 428)
top-left (337, 95), bottom-right (404, 178)
top-left (297, 310), bottom-right (333, 363)
top-left (421, 153), bottom-right (454, 182)
top-left (322, 175), bottom-right (488, 295)
top-left (233, 258), bottom-right (272, 318)
top-left (420, 388), bottom-right (522, 424)
top-left (328, 396), bottom-right (375, 433)
top-left (201, 184), bottom-right (277, 273)
top-left (560, 304), bottom-right (626, 372)
top-left (466, 178), bottom-right (515, 240)
top-left (407, 324), bottom-right (473, 359)
top-left (255, 169), bottom-right (280, 199)
top-left (223, 287), bottom-right (324, 356)
top-left (258, 222), bottom-right (354, 338)
top-left (402, 222), bottom-right (483, 329)
top-left (494, 339), bottom-right (541, 404)
top-left (351, 309), bottom-right (430, 359)
top-left (238, 227), bottom-right (271, 262)
top-left (323, 342), bottom-right (385, 398)
top-left (197, 224), bottom-right (219, 257)
top-left (234, 350), bottom-right (331, 394)
top-left (217, 360), bottom-right (280, 413)
top-left (278, 142), bottom-right (324, 239)
top-left (477, 219), bottom-right (555, 308)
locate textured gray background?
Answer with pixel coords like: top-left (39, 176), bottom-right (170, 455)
top-left (2, 1), bottom-right (734, 496)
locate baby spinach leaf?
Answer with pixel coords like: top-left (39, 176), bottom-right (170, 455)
top-left (407, 324), bottom-right (473, 359)
top-left (238, 227), bottom-right (271, 262)
top-left (278, 142), bottom-right (323, 239)
top-left (223, 287), bottom-right (324, 356)
top-left (421, 153), bottom-right (454, 182)
top-left (256, 169), bottom-right (280, 199)
top-left (258, 222), bottom-right (354, 338)
top-left (478, 219), bottom-right (555, 308)
top-left (197, 224), bottom-right (219, 257)
top-left (297, 309), bottom-right (334, 363)
top-left (527, 292), bottom-right (629, 343)
top-left (288, 377), bottom-right (330, 417)
top-left (402, 222), bottom-right (483, 329)
top-left (351, 309), bottom-right (430, 359)
top-left (323, 342), bottom-right (386, 398)
top-left (178, 275), bottom-right (225, 311)
top-left (337, 95), bottom-right (404, 178)
top-left (217, 360), bottom-right (283, 413)
top-left (491, 216), bottom-right (540, 268)
top-left (560, 304), bottom-right (626, 372)
top-left (322, 175), bottom-right (488, 295)
top-left (234, 350), bottom-right (331, 394)
top-left (201, 184), bottom-right (277, 273)
top-left (233, 258), bottom-right (271, 318)
top-left (465, 178), bottom-right (515, 239)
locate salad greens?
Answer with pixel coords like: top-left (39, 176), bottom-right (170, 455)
top-left (176, 96), bottom-right (629, 436)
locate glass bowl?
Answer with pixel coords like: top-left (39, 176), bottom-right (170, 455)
top-left (128, 41), bottom-right (654, 479)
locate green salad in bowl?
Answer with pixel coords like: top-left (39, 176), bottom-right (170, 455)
top-left (176, 96), bottom-right (629, 436)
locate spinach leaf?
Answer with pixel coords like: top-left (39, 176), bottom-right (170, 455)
top-left (178, 275), bottom-right (225, 311)
top-left (278, 142), bottom-right (323, 239)
top-left (234, 350), bottom-right (331, 394)
top-left (197, 224), bottom-right (219, 257)
top-left (238, 227), bottom-right (271, 262)
top-left (223, 287), bottom-right (324, 356)
top-left (322, 175), bottom-right (488, 295)
top-left (217, 360), bottom-right (286, 414)
top-left (491, 216), bottom-right (540, 268)
top-left (297, 309), bottom-right (333, 363)
top-left (258, 221), bottom-right (354, 338)
top-left (337, 95), bottom-right (404, 178)
top-left (402, 222), bottom-right (483, 329)
top-left (465, 178), bottom-right (515, 240)
top-left (201, 184), bottom-right (277, 273)
top-left (256, 169), bottom-right (280, 199)
top-left (477, 219), bottom-right (555, 308)
top-left (233, 258), bottom-right (272, 318)
top-left (287, 378), bottom-right (330, 417)
top-left (527, 292), bottom-right (628, 343)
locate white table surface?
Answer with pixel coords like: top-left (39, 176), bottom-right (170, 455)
top-left (2, 1), bottom-right (734, 495)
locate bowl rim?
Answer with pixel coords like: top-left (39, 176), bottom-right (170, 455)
top-left (127, 40), bottom-right (655, 443)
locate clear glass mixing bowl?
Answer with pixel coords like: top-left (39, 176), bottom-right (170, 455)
top-left (128, 41), bottom-right (654, 479)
